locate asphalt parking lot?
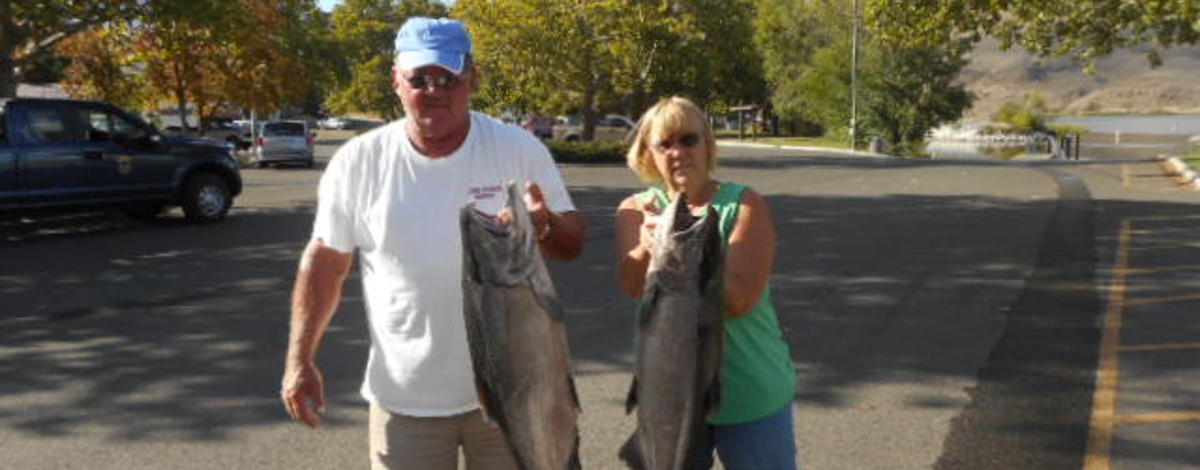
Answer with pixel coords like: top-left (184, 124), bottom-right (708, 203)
top-left (1, 133), bottom-right (1197, 469)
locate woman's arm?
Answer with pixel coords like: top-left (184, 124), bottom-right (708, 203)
top-left (723, 189), bottom-right (776, 317)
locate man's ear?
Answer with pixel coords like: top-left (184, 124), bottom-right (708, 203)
top-left (391, 68), bottom-right (401, 88)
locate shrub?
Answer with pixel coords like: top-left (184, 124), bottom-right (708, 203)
top-left (545, 140), bottom-right (628, 164)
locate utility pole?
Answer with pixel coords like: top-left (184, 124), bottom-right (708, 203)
top-left (849, 0), bottom-right (859, 150)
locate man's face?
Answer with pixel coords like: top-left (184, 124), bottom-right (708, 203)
top-left (394, 65), bottom-right (475, 142)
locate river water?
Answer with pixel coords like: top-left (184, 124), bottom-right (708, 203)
top-left (927, 115), bottom-right (1200, 160)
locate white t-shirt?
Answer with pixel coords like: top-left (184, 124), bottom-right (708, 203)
top-left (312, 112), bottom-right (575, 417)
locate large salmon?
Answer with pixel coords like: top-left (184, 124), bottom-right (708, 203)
top-left (620, 192), bottom-right (725, 470)
top-left (460, 182), bottom-right (582, 470)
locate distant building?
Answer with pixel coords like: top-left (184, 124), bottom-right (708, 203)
top-left (16, 83), bottom-right (68, 99)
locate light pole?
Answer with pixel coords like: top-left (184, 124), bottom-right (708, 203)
top-left (849, 0), bottom-right (860, 150)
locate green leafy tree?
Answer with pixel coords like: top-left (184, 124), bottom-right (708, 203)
top-left (860, 43), bottom-right (971, 155)
top-left (0, 0), bottom-right (143, 97)
top-left (456, 0), bottom-right (762, 140)
top-left (754, 0), bottom-right (847, 135)
top-left (991, 93), bottom-right (1050, 133)
top-left (456, 0), bottom-right (630, 139)
top-left (755, 0), bottom-right (970, 154)
top-left (325, 0), bottom-right (447, 120)
top-left (867, 0), bottom-right (1200, 68)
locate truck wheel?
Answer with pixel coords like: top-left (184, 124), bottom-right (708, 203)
top-left (182, 172), bottom-right (231, 223)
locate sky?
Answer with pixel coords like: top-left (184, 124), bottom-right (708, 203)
top-left (317, 0), bottom-right (340, 12)
top-left (318, 0), bottom-right (452, 12)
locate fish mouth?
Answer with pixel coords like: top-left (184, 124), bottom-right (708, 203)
top-left (669, 192), bottom-right (704, 234)
top-left (464, 206), bottom-right (513, 238)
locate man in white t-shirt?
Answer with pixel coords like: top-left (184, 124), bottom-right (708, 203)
top-left (279, 17), bottom-right (586, 470)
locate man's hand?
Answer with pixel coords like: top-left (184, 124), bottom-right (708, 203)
top-left (523, 181), bottom-right (552, 237)
top-left (495, 182), bottom-right (551, 236)
top-left (281, 359), bottom-right (326, 428)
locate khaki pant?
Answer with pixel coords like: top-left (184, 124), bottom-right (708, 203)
top-left (369, 404), bottom-right (519, 470)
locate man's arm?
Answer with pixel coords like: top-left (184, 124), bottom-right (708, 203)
top-left (281, 238), bottom-right (355, 428)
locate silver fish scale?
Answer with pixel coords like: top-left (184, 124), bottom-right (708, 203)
top-left (622, 193), bottom-right (725, 470)
top-left (461, 182), bottom-right (581, 470)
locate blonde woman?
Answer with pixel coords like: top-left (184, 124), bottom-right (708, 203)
top-left (615, 96), bottom-right (797, 469)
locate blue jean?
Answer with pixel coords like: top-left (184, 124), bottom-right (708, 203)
top-left (694, 403), bottom-right (798, 470)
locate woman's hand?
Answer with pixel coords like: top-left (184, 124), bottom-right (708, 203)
top-left (634, 197), bottom-right (661, 256)
top-left (616, 195), bottom-right (662, 298)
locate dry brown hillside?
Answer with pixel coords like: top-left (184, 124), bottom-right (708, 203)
top-left (961, 39), bottom-right (1200, 120)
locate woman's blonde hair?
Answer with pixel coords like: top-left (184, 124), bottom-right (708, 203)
top-left (626, 96), bottom-right (718, 184)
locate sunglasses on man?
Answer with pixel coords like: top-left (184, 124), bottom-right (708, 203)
top-left (399, 71), bottom-right (468, 92)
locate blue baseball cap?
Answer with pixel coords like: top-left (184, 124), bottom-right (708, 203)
top-left (394, 17), bottom-right (472, 75)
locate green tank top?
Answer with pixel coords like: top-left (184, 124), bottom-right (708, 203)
top-left (641, 183), bottom-right (796, 424)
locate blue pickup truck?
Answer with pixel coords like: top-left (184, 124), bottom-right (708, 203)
top-left (0, 98), bottom-right (242, 223)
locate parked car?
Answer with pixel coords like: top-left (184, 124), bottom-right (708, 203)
top-left (0, 98), bottom-right (242, 222)
top-left (162, 119), bottom-right (252, 150)
top-left (254, 120), bottom-right (314, 168)
top-left (521, 114), bottom-right (557, 139)
top-left (552, 114), bottom-right (635, 142)
top-left (319, 116), bottom-right (349, 130)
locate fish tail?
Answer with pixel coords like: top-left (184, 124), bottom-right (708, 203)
top-left (618, 433), bottom-right (645, 470)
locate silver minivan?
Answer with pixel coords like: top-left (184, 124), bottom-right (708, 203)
top-left (254, 120), bottom-right (314, 168)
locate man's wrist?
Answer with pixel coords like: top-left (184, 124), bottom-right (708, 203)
top-left (537, 212), bottom-right (554, 241)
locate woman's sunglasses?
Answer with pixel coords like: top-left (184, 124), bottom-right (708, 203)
top-left (651, 132), bottom-right (701, 152)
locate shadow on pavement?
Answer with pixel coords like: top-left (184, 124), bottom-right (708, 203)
top-left (0, 170), bottom-right (1196, 468)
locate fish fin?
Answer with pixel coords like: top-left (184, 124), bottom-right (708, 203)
top-left (705, 374), bottom-right (723, 419)
top-left (618, 433), bottom-right (646, 470)
top-left (699, 299), bottom-right (725, 419)
top-left (568, 372), bottom-right (582, 412)
top-left (467, 288), bottom-right (511, 434)
top-left (529, 258), bottom-right (566, 319)
top-left (635, 285), bottom-right (660, 326)
top-left (624, 377), bottom-right (638, 414)
top-left (472, 359), bottom-right (511, 433)
top-left (531, 278), bottom-right (566, 320)
top-left (568, 434), bottom-right (582, 470)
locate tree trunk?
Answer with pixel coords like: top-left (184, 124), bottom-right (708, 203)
top-left (581, 84), bottom-right (596, 141)
top-left (176, 85), bottom-right (189, 134)
top-left (0, 12), bottom-right (21, 98)
top-left (0, 55), bottom-right (16, 99)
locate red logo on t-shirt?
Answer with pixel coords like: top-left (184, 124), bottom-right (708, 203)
top-left (469, 185), bottom-right (504, 200)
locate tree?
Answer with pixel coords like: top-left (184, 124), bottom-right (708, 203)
top-left (456, 0), bottom-right (763, 140)
top-left (325, 0), bottom-right (448, 120)
top-left (867, 0), bottom-right (1200, 68)
top-left (755, 0), bottom-right (970, 154)
top-left (455, 0), bottom-right (630, 139)
top-left (860, 43), bottom-right (971, 155)
top-left (991, 93), bottom-right (1050, 134)
top-left (56, 26), bottom-right (147, 109)
top-left (216, 0), bottom-right (326, 118)
top-left (0, 0), bottom-right (142, 97)
top-left (754, 0), bottom-right (845, 135)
